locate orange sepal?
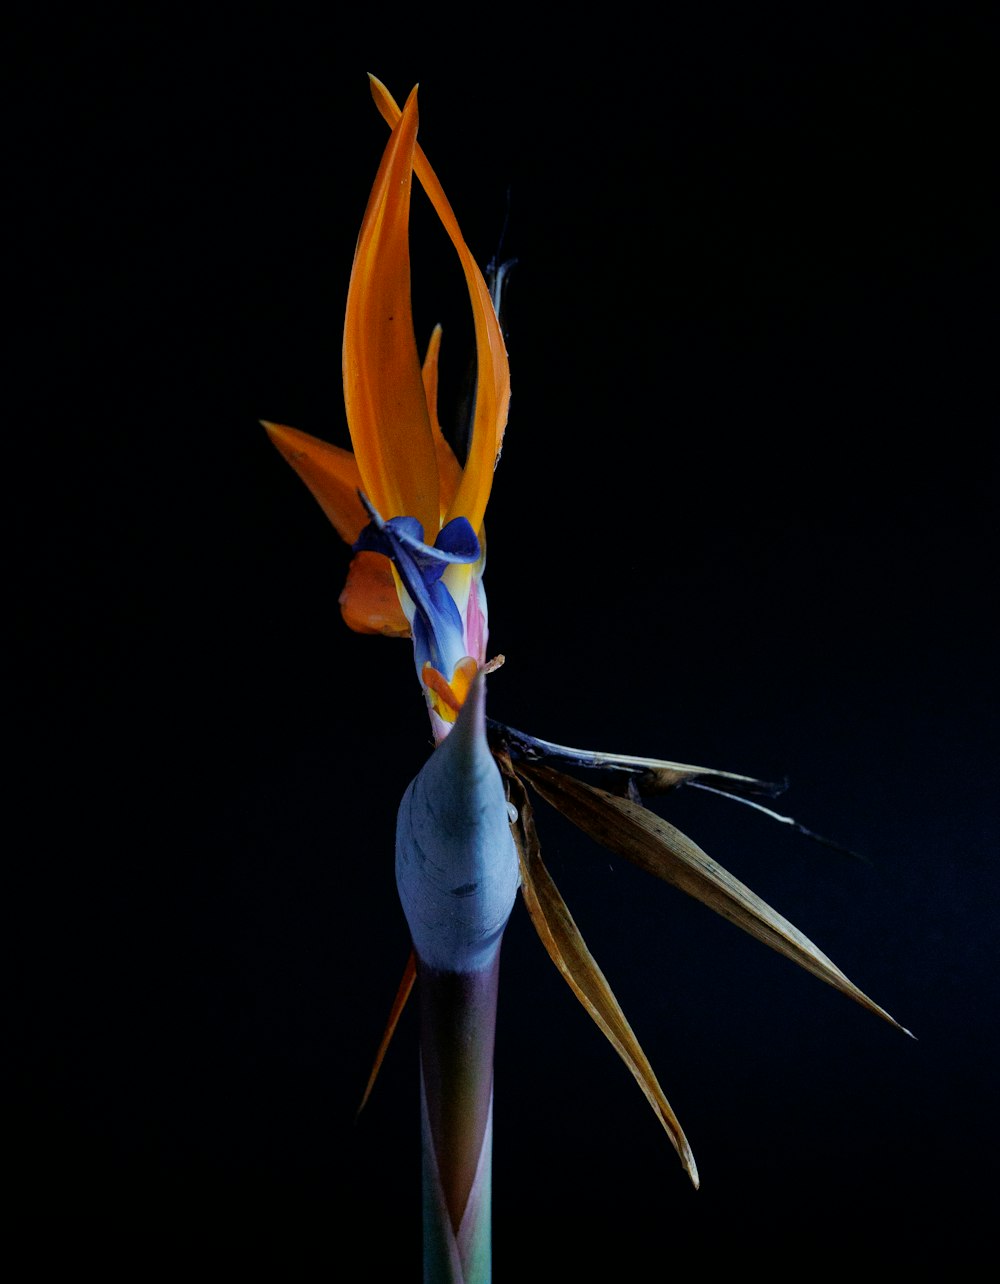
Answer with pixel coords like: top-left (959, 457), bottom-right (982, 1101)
top-left (340, 551), bottom-right (410, 636)
top-left (369, 77), bottom-right (510, 535)
top-left (422, 323), bottom-right (463, 522)
top-left (262, 420), bottom-right (368, 545)
top-left (343, 85), bottom-right (439, 535)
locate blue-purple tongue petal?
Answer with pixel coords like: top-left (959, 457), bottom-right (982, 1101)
top-left (434, 516), bottom-right (480, 562)
top-left (357, 513), bottom-right (479, 574)
top-left (352, 495), bottom-right (481, 680)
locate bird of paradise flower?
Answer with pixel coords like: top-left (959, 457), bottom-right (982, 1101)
top-left (264, 74), bottom-right (910, 1281)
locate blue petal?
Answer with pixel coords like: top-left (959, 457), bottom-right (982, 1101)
top-left (434, 516), bottom-right (480, 562)
top-left (352, 494), bottom-right (480, 679)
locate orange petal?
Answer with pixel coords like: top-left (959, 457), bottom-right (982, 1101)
top-left (369, 76), bottom-right (510, 535)
top-left (421, 655), bottom-right (480, 721)
top-left (422, 323), bottom-right (463, 521)
top-left (262, 420), bottom-right (367, 544)
top-left (339, 550), bottom-right (410, 636)
top-left (343, 85), bottom-right (439, 536)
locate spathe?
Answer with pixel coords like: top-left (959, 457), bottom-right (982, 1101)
top-left (396, 671), bottom-right (520, 974)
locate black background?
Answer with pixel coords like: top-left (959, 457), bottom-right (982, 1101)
top-left (12, 6), bottom-right (997, 1276)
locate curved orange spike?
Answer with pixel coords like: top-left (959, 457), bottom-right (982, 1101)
top-left (357, 949), bottom-right (417, 1117)
top-left (369, 76), bottom-right (510, 535)
top-left (343, 85), bottom-right (439, 535)
top-left (262, 420), bottom-right (367, 544)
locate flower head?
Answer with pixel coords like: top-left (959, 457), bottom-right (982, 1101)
top-left (265, 78), bottom-right (510, 737)
top-left (268, 78), bottom-right (912, 1218)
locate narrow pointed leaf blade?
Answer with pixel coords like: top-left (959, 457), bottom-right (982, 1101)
top-left (501, 759), bottom-right (699, 1187)
top-left (521, 763), bottom-right (911, 1036)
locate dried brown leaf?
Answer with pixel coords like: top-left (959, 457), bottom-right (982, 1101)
top-left (500, 757), bottom-right (700, 1187)
top-left (520, 763), bottom-right (911, 1036)
top-left (488, 720), bottom-right (783, 798)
